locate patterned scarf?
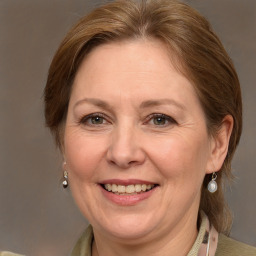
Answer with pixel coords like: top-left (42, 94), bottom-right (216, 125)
top-left (197, 216), bottom-right (218, 256)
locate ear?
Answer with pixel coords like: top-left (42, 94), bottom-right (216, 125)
top-left (62, 160), bottom-right (67, 169)
top-left (206, 115), bottom-right (234, 174)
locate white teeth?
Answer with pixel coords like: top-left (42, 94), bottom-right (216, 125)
top-left (126, 185), bottom-right (135, 193)
top-left (112, 184), bottom-right (118, 193)
top-left (105, 184), bottom-right (112, 191)
top-left (117, 185), bottom-right (126, 193)
top-left (103, 184), bottom-right (155, 194)
top-left (141, 184), bottom-right (147, 192)
top-left (135, 184), bottom-right (142, 192)
top-left (146, 184), bottom-right (152, 190)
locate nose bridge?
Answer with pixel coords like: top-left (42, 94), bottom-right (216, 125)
top-left (107, 120), bottom-right (145, 168)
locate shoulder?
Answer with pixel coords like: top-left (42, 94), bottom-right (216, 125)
top-left (71, 225), bottom-right (93, 256)
top-left (216, 233), bottom-right (256, 256)
top-left (0, 252), bottom-right (25, 256)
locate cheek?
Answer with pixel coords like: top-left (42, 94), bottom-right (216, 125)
top-left (64, 131), bottom-right (107, 180)
top-left (145, 132), bottom-right (210, 180)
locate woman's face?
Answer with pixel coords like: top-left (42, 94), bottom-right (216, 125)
top-left (64, 40), bottom-right (215, 241)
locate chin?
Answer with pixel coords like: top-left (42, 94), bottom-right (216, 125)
top-left (105, 220), bottom-right (156, 241)
top-left (92, 211), bottom-right (159, 242)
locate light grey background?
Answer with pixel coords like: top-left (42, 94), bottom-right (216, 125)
top-left (0, 0), bottom-right (255, 255)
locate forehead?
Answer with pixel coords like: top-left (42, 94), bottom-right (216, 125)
top-left (76, 39), bottom-right (174, 81)
top-left (72, 39), bottom-right (196, 97)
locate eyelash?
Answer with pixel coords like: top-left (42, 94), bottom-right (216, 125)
top-left (78, 113), bottom-right (177, 127)
top-left (79, 113), bottom-right (110, 126)
top-left (145, 113), bottom-right (177, 127)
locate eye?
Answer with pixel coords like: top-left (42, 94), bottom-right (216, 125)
top-left (79, 113), bottom-right (108, 126)
top-left (153, 116), bottom-right (168, 125)
top-left (90, 116), bottom-right (104, 124)
top-left (147, 114), bottom-right (176, 127)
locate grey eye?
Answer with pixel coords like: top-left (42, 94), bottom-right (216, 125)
top-left (153, 116), bottom-right (167, 125)
top-left (91, 116), bottom-right (104, 124)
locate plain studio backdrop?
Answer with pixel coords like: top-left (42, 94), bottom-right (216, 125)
top-left (0, 0), bottom-right (255, 255)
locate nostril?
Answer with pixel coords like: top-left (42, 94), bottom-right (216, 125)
top-left (128, 160), bottom-right (137, 165)
top-left (107, 156), bottom-right (141, 169)
top-left (106, 139), bottom-right (146, 168)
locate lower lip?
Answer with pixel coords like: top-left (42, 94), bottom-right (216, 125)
top-left (99, 185), bottom-right (157, 206)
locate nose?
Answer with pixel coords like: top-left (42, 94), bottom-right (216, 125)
top-left (106, 125), bottom-right (146, 169)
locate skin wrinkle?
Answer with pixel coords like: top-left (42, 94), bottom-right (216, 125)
top-left (63, 39), bottom-right (232, 256)
top-left (72, 99), bottom-right (188, 132)
top-left (73, 98), bottom-right (186, 113)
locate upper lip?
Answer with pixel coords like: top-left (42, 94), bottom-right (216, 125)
top-left (99, 179), bottom-right (157, 186)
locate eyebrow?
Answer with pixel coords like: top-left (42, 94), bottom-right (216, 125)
top-left (73, 98), bottom-right (112, 111)
top-left (140, 99), bottom-right (185, 110)
top-left (74, 98), bottom-right (185, 111)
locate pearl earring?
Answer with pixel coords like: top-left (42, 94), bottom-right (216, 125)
top-left (62, 162), bottom-right (68, 188)
top-left (208, 172), bottom-right (217, 193)
top-left (62, 171), bottom-right (68, 188)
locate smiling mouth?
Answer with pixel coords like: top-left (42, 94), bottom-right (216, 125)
top-left (101, 183), bottom-right (158, 195)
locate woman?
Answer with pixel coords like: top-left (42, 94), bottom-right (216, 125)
top-left (40, 0), bottom-right (256, 255)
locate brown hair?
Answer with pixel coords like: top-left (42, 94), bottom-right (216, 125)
top-left (44, 0), bottom-right (242, 234)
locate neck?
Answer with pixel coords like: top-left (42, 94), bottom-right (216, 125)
top-left (92, 211), bottom-right (198, 256)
